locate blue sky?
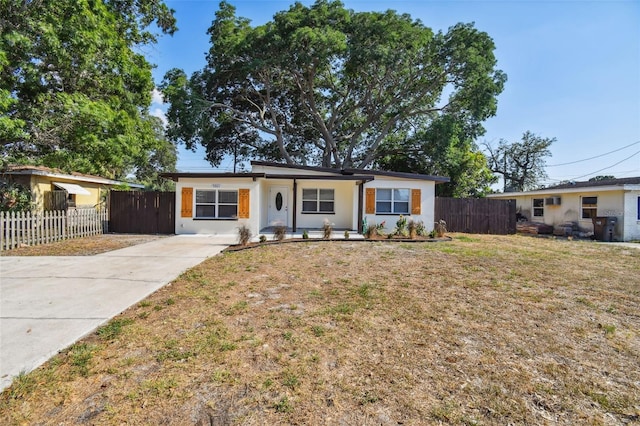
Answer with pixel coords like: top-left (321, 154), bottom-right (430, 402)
top-left (148, 0), bottom-right (640, 185)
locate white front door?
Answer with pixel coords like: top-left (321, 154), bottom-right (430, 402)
top-left (267, 186), bottom-right (288, 227)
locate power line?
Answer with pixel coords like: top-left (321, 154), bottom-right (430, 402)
top-left (546, 140), bottom-right (640, 167)
top-left (568, 150), bottom-right (640, 181)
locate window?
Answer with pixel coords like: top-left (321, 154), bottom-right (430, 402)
top-left (195, 189), bottom-right (238, 218)
top-left (376, 188), bottom-right (409, 214)
top-left (302, 188), bottom-right (334, 213)
top-left (637, 196), bottom-right (640, 221)
top-left (581, 196), bottom-right (597, 219)
top-left (532, 198), bottom-right (544, 217)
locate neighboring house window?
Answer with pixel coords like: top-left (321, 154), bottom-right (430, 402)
top-left (67, 193), bottom-right (76, 208)
top-left (637, 196), bottom-right (640, 220)
top-left (376, 188), bottom-right (409, 214)
top-left (532, 198), bottom-right (544, 217)
top-left (302, 188), bottom-right (334, 213)
top-left (195, 189), bottom-right (238, 218)
top-left (581, 196), bottom-right (598, 219)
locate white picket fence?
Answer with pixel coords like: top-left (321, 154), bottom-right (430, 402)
top-left (0, 209), bottom-right (108, 251)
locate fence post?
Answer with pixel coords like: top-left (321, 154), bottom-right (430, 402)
top-left (0, 211), bottom-right (4, 251)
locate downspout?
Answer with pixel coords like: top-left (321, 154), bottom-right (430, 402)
top-left (292, 179), bottom-right (297, 233)
top-left (357, 181), bottom-right (364, 234)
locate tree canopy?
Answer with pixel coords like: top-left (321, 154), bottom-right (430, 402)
top-left (485, 131), bottom-right (555, 192)
top-left (375, 115), bottom-right (497, 197)
top-left (0, 0), bottom-right (177, 181)
top-left (161, 0), bottom-right (506, 170)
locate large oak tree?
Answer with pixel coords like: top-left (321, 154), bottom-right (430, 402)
top-left (485, 131), bottom-right (555, 192)
top-left (161, 0), bottom-right (506, 170)
top-left (0, 0), bottom-right (177, 181)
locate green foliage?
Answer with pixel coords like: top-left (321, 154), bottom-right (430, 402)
top-left (0, 180), bottom-right (33, 212)
top-left (68, 343), bottom-right (98, 377)
top-left (485, 131), bottom-right (555, 192)
top-left (302, 230), bottom-right (309, 239)
top-left (96, 318), bottom-right (134, 341)
top-left (259, 234), bottom-right (267, 243)
top-left (1, 0), bottom-right (177, 180)
top-left (395, 215), bottom-right (408, 237)
top-left (589, 175), bottom-right (616, 182)
top-left (376, 115), bottom-right (497, 197)
top-left (162, 1), bottom-right (505, 169)
top-left (343, 230), bottom-right (349, 239)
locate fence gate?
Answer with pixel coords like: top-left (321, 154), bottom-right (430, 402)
top-left (435, 197), bottom-right (516, 235)
top-left (109, 191), bottom-right (175, 234)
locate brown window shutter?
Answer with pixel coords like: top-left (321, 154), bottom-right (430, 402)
top-left (238, 188), bottom-right (250, 219)
top-left (411, 189), bottom-right (421, 215)
top-left (365, 188), bottom-right (376, 214)
top-left (181, 187), bottom-right (193, 218)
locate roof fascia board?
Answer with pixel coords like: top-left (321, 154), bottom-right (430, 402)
top-left (3, 168), bottom-right (142, 187)
top-left (264, 173), bottom-right (374, 182)
top-left (161, 173), bottom-right (265, 181)
top-left (488, 185), bottom-right (633, 197)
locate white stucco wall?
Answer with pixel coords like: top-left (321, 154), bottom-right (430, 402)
top-left (175, 177), bottom-right (261, 237)
top-left (362, 177), bottom-right (436, 233)
top-left (492, 189), bottom-right (634, 240)
top-left (295, 180), bottom-right (355, 230)
top-left (623, 190), bottom-right (640, 241)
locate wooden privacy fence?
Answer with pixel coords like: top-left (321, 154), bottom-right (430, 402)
top-left (0, 208), bottom-right (108, 251)
top-left (435, 197), bottom-right (516, 235)
top-left (109, 191), bottom-right (175, 234)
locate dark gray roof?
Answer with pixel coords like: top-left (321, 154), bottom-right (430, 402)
top-left (251, 161), bottom-right (450, 183)
top-left (543, 176), bottom-right (640, 190)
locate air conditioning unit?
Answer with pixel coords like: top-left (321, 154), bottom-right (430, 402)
top-left (545, 197), bottom-right (562, 206)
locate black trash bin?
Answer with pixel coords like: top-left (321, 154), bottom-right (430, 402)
top-left (592, 217), bottom-right (617, 242)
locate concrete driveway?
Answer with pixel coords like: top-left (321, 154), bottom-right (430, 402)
top-left (0, 234), bottom-right (236, 391)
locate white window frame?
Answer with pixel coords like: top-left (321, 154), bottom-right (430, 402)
top-left (581, 196), bottom-right (598, 220)
top-left (376, 188), bottom-right (410, 214)
top-left (195, 189), bottom-right (238, 219)
top-left (532, 198), bottom-right (544, 217)
top-left (302, 188), bottom-right (334, 214)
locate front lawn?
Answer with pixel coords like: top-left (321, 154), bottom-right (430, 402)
top-left (1, 235), bottom-right (638, 424)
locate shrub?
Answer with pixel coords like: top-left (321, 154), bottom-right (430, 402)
top-left (415, 221), bottom-right (426, 236)
top-left (237, 224), bottom-right (251, 246)
top-left (395, 215), bottom-right (408, 236)
top-left (322, 220), bottom-right (333, 239)
top-left (259, 235), bottom-right (267, 243)
top-left (407, 220), bottom-right (417, 239)
top-left (302, 230), bottom-right (309, 239)
top-left (364, 225), bottom-right (378, 239)
top-left (435, 219), bottom-right (447, 238)
top-left (344, 230), bottom-right (349, 239)
top-left (273, 225), bottom-right (286, 241)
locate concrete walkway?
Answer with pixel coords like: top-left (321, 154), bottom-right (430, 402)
top-left (0, 235), bottom-right (235, 391)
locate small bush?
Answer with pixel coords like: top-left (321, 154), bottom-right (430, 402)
top-left (395, 215), bottom-right (408, 236)
top-left (415, 221), bottom-right (426, 236)
top-left (259, 235), bottom-right (267, 243)
top-left (364, 225), bottom-right (378, 239)
top-left (407, 220), bottom-right (417, 239)
top-left (302, 230), bottom-right (309, 239)
top-left (237, 224), bottom-right (251, 246)
top-left (435, 219), bottom-right (447, 238)
top-left (322, 220), bottom-right (333, 239)
top-left (344, 230), bottom-right (349, 239)
top-left (273, 225), bottom-right (287, 241)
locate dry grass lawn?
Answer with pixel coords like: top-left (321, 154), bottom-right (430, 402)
top-left (0, 234), bottom-right (165, 256)
top-left (1, 234), bottom-right (639, 425)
